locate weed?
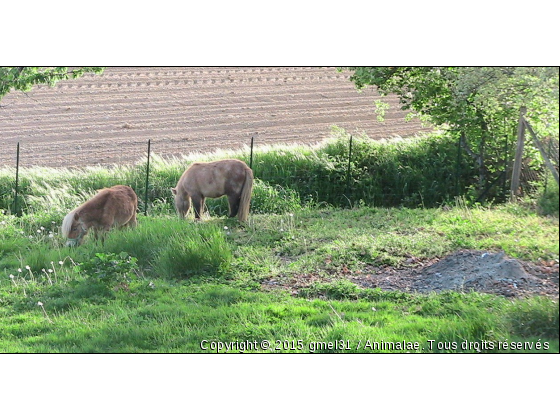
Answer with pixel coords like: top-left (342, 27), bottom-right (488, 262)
top-left (75, 252), bottom-right (138, 288)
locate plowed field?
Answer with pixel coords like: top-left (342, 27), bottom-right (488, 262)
top-left (1, 67), bottom-right (430, 168)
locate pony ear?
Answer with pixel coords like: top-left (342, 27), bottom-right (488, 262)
top-left (73, 212), bottom-right (80, 221)
top-left (171, 187), bottom-right (177, 196)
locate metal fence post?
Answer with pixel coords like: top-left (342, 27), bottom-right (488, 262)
top-left (456, 132), bottom-right (464, 197)
top-left (144, 139), bottom-right (151, 216)
top-left (249, 136), bottom-right (254, 171)
top-left (14, 142), bottom-right (21, 216)
top-left (345, 135), bottom-right (353, 206)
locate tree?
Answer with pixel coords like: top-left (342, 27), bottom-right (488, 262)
top-left (341, 67), bottom-right (559, 199)
top-left (0, 67), bottom-right (104, 101)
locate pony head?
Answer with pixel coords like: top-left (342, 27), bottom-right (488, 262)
top-left (61, 210), bottom-right (87, 246)
top-left (171, 187), bottom-right (190, 218)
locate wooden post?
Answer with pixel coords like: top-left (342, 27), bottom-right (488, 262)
top-left (510, 107), bottom-right (526, 200)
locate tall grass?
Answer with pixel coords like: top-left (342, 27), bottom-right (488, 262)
top-left (1, 129), bottom-right (480, 216)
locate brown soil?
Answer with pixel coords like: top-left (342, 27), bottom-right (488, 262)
top-left (0, 67), bottom-right (431, 168)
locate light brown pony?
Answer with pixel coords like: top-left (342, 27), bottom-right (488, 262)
top-left (61, 185), bottom-right (138, 246)
top-left (171, 159), bottom-right (253, 222)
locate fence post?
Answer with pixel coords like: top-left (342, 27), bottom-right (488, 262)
top-left (14, 142), bottom-right (21, 217)
top-left (144, 139), bottom-right (151, 216)
top-left (510, 107), bottom-right (526, 200)
top-left (249, 136), bottom-right (254, 171)
top-left (345, 135), bottom-right (353, 206)
top-left (456, 132), bottom-right (465, 197)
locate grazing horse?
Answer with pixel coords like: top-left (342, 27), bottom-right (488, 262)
top-left (171, 159), bottom-right (253, 222)
top-left (61, 185), bottom-right (138, 246)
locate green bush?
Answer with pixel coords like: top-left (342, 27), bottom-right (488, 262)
top-left (536, 174), bottom-right (559, 217)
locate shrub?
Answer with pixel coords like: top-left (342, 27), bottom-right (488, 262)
top-left (536, 174), bottom-right (559, 217)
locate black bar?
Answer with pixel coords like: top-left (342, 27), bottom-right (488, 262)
top-left (345, 135), bottom-right (353, 205)
top-left (249, 136), bottom-right (254, 170)
top-left (144, 139), bottom-right (151, 216)
top-left (14, 142), bottom-right (20, 217)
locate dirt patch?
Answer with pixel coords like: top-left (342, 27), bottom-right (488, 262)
top-left (264, 250), bottom-right (559, 299)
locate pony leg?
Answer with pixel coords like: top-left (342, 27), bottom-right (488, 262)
top-left (126, 212), bottom-right (138, 228)
top-left (192, 195), bottom-right (204, 220)
top-left (227, 193), bottom-right (241, 218)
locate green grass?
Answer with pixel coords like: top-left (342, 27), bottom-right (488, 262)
top-left (0, 129), bottom-right (481, 216)
top-left (1, 135), bottom-right (557, 353)
top-left (0, 202), bottom-right (558, 353)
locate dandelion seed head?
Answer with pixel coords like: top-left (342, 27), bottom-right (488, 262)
top-left (9, 274), bottom-right (14, 279)
top-left (48, 269), bottom-right (53, 273)
top-left (37, 302), bottom-right (43, 307)
top-left (26, 265), bottom-right (31, 270)
top-left (18, 268), bottom-right (22, 273)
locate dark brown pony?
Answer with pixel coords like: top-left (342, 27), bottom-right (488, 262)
top-left (61, 185), bottom-right (138, 246)
top-left (171, 159), bottom-right (253, 222)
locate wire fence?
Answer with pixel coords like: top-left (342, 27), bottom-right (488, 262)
top-left (2, 126), bottom-right (557, 217)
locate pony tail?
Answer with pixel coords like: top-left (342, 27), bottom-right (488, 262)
top-left (237, 167), bottom-right (254, 222)
top-left (61, 210), bottom-right (76, 238)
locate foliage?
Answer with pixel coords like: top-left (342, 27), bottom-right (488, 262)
top-left (536, 174), bottom-right (559, 217)
top-left (340, 67), bottom-right (559, 198)
top-left (75, 252), bottom-right (138, 286)
top-left (0, 67), bottom-right (104, 101)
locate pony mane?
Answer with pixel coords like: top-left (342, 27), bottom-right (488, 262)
top-left (61, 210), bottom-right (76, 238)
